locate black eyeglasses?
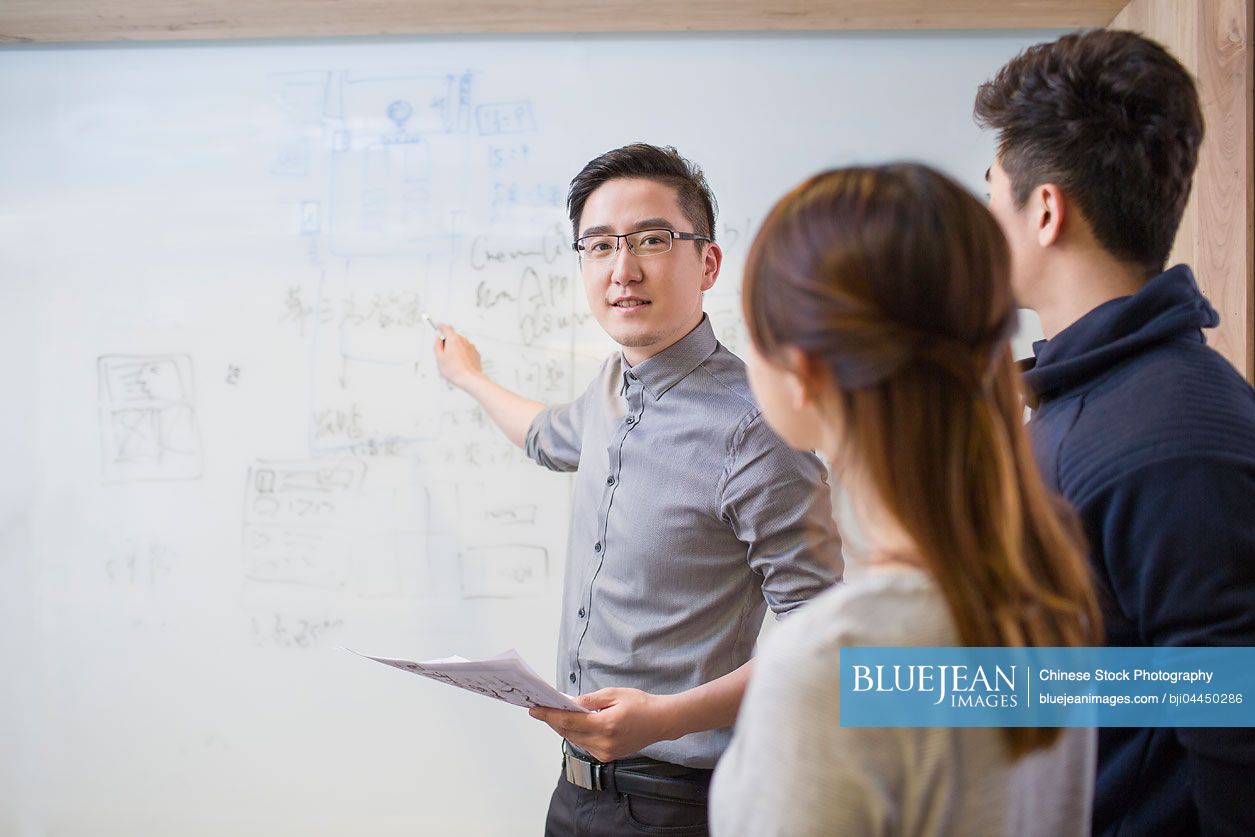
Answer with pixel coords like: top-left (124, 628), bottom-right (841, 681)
top-left (572, 228), bottom-right (711, 260)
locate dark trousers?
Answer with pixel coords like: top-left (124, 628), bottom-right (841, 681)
top-left (543, 769), bottom-right (710, 836)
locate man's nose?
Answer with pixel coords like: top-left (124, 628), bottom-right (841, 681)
top-left (609, 243), bottom-right (643, 284)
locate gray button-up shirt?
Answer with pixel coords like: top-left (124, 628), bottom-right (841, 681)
top-left (525, 316), bottom-right (843, 768)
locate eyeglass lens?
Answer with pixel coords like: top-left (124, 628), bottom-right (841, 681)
top-left (578, 229), bottom-right (674, 259)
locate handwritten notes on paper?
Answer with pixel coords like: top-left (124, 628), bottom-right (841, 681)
top-left (351, 648), bottom-right (589, 712)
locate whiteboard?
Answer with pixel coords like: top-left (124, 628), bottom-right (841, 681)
top-left (0, 31), bottom-right (1055, 836)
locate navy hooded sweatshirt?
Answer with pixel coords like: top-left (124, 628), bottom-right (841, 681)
top-left (1022, 265), bottom-right (1255, 837)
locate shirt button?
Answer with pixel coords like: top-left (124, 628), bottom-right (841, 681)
top-left (578, 607), bottom-right (586, 618)
top-left (626, 416), bottom-right (635, 424)
top-left (594, 542), bottom-right (602, 552)
top-left (606, 476), bottom-right (615, 486)
top-left (569, 672), bottom-right (577, 683)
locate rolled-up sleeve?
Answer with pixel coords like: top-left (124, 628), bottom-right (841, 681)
top-left (524, 400), bottom-right (583, 473)
top-left (718, 412), bottom-right (843, 615)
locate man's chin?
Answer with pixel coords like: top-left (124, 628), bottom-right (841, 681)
top-left (610, 330), bottom-right (661, 350)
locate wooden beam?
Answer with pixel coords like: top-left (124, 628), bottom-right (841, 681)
top-left (0, 0), bottom-right (1125, 43)
top-left (1112, 0), bottom-right (1254, 381)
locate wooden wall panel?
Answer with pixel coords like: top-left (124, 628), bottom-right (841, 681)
top-left (0, 0), bottom-right (1126, 43)
top-left (1196, 0), bottom-right (1255, 380)
top-left (1112, 0), bottom-right (1254, 380)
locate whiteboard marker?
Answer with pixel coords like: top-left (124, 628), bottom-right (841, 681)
top-left (421, 312), bottom-right (447, 343)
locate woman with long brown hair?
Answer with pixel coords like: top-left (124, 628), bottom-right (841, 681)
top-left (709, 164), bottom-right (1102, 835)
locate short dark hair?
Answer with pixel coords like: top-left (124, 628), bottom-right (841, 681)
top-left (566, 143), bottom-right (718, 248)
top-left (974, 29), bottom-right (1204, 276)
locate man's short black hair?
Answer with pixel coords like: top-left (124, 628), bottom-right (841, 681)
top-left (974, 29), bottom-right (1204, 277)
top-left (567, 143), bottom-right (718, 249)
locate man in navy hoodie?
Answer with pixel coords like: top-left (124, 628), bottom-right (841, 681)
top-left (975, 29), bottom-right (1255, 836)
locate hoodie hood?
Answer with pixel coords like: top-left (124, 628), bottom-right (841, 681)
top-left (1023, 264), bottom-right (1219, 405)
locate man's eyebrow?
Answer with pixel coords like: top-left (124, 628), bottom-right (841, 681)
top-left (984, 167), bottom-right (991, 182)
top-left (579, 217), bottom-right (678, 238)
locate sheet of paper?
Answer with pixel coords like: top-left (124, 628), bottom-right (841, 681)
top-left (348, 647), bottom-right (590, 713)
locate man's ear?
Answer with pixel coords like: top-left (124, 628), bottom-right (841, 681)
top-left (700, 242), bottom-right (723, 292)
top-left (1035, 183), bottom-right (1066, 248)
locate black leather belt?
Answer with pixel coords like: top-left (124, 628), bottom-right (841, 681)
top-left (562, 742), bottom-right (712, 804)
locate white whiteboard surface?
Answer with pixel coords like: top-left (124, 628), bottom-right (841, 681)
top-left (1, 31), bottom-right (1055, 836)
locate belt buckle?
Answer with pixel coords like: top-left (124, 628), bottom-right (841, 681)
top-left (563, 745), bottom-right (603, 791)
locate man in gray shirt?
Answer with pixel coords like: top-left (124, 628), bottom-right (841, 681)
top-left (433, 143), bottom-right (841, 836)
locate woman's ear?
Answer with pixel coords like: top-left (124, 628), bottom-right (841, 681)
top-left (781, 346), bottom-right (824, 410)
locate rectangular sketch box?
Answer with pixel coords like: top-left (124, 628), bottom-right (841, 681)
top-left (243, 526), bottom-right (350, 590)
top-left (98, 354), bottom-right (202, 483)
top-left (243, 459), bottom-right (367, 589)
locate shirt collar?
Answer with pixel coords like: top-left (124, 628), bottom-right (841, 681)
top-left (620, 315), bottom-right (719, 400)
